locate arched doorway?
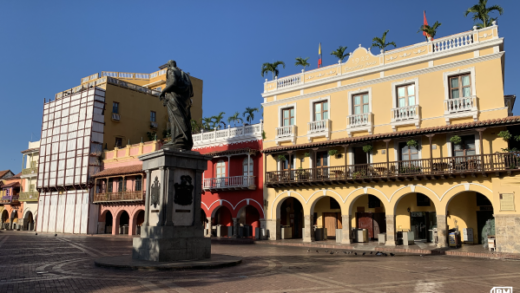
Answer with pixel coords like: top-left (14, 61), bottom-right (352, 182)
top-left (213, 206), bottom-right (233, 237)
top-left (104, 211), bottom-right (113, 234)
top-left (24, 211), bottom-right (34, 231)
top-left (350, 194), bottom-right (386, 242)
top-left (311, 196), bottom-right (342, 241)
top-left (394, 193), bottom-right (437, 244)
top-left (119, 211), bottom-right (130, 235)
top-left (134, 210), bottom-right (144, 235)
top-left (201, 209), bottom-right (208, 228)
top-left (447, 192), bottom-right (494, 245)
top-left (237, 205), bottom-right (260, 238)
top-left (1, 210), bottom-right (8, 229)
top-left (279, 197), bottom-right (304, 239)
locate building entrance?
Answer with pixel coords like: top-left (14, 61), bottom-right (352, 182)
top-left (410, 211), bottom-right (436, 241)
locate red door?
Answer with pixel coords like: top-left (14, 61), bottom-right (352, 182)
top-left (356, 213), bottom-right (374, 239)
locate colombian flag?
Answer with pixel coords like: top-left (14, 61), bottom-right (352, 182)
top-left (318, 43), bottom-right (322, 68)
top-left (423, 11), bottom-right (431, 40)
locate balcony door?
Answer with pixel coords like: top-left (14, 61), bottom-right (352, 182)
top-left (243, 158), bottom-right (253, 186)
top-left (215, 160), bottom-right (226, 187)
top-left (449, 74), bottom-right (471, 99)
top-left (453, 135), bottom-right (476, 157)
top-left (397, 84), bottom-right (416, 108)
top-left (313, 101), bottom-right (329, 121)
top-left (316, 152), bottom-right (328, 179)
top-left (353, 93), bottom-right (369, 115)
top-left (399, 142), bottom-right (420, 173)
top-left (282, 108), bottom-right (295, 126)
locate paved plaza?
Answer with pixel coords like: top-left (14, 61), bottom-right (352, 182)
top-left (0, 232), bottom-right (519, 293)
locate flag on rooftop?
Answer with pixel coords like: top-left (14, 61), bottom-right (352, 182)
top-left (318, 43), bottom-right (322, 68)
top-left (423, 11), bottom-right (431, 40)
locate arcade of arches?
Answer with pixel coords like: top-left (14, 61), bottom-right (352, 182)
top-left (207, 204), bottom-right (262, 238)
top-left (98, 205), bottom-right (144, 235)
top-left (265, 177), bottom-right (519, 252)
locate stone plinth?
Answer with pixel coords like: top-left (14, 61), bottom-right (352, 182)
top-left (132, 149), bottom-right (211, 262)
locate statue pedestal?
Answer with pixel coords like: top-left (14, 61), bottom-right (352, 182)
top-left (132, 149), bottom-right (211, 262)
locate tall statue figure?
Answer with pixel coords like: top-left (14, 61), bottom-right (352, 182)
top-left (159, 60), bottom-right (194, 151)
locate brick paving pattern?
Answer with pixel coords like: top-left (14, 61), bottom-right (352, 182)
top-left (0, 232), bottom-right (519, 292)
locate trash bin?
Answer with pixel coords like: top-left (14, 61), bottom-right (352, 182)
top-left (356, 229), bottom-right (368, 243)
top-left (378, 233), bottom-right (386, 244)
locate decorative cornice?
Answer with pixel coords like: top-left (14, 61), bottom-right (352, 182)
top-left (262, 51), bottom-right (504, 107)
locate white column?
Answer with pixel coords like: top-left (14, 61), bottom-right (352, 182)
top-left (247, 153), bottom-right (251, 186)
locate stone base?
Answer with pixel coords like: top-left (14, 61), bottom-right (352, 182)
top-left (96, 254), bottom-right (241, 270)
top-left (133, 236), bottom-right (211, 262)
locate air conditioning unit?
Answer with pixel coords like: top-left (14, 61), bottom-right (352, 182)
top-left (112, 113), bottom-right (120, 121)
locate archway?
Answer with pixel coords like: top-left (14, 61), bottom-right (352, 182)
top-left (237, 205), bottom-right (260, 238)
top-left (24, 211), bottom-right (34, 231)
top-left (278, 197), bottom-right (304, 239)
top-left (104, 211), bottom-right (113, 234)
top-left (349, 194), bottom-right (386, 242)
top-left (311, 196), bottom-right (342, 241)
top-left (446, 192), bottom-right (494, 245)
top-left (134, 210), bottom-right (144, 235)
top-left (10, 210), bottom-right (17, 229)
top-left (1, 210), bottom-right (8, 229)
top-left (213, 206), bottom-right (233, 237)
top-left (118, 211), bottom-right (130, 235)
top-left (394, 193), bottom-right (438, 245)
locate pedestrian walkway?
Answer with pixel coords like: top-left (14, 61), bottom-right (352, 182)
top-left (255, 238), bottom-right (520, 260)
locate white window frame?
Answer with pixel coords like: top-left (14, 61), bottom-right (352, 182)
top-left (391, 78), bottom-right (420, 109)
top-left (443, 67), bottom-right (476, 101)
top-left (348, 88), bottom-right (372, 116)
top-left (309, 96), bottom-right (331, 122)
top-left (393, 138), bottom-right (423, 161)
top-left (446, 132), bottom-right (480, 157)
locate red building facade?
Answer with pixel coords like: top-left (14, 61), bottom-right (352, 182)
top-left (193, 122), bottom-right (264, 238)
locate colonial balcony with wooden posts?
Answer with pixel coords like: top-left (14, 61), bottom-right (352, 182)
top-left (266, 152), bottom-right (520, 188)
top-left (264, 117), bottom-right (520, 188)
top-left (203, 176), bottom-right (256, 192)
top-left (0, 195), bottom-right (19, 205)
top-left (91, 165), bottom-right (145, 204)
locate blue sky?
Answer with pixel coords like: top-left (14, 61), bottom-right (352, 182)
top-left (0, 0), bottom-right (518, 173)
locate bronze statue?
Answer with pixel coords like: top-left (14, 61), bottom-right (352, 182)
top-left (159, 60), bottom-right (194, 150)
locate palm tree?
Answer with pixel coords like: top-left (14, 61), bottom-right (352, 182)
top-left (371, 30), bottom-right (396, 53)
top-left (418, 21), bottom-right (442, 40)
top-left (202, 117), bottom-right (213, 130)
top-left (465, 0), bottom-right (503, 28)
top-left (261, 61), bottom-right (285, 79)
top-left (211, 112), bottom-right (226, 129)
top-left (243, 107), bottom-right (259, 125)
top-left (330, 46), bottom-right (350, 62)
top-left (227, 112), bottom-right (243, 127)
top-left (190, 119), bottom-right (201, 134)
top-left (294, 57), bottom-right (310, 69)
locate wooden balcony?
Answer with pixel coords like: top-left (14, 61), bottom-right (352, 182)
top-left (93, 191), bottom-right (145, 204)
top-left (266, 152), bottom-right (520, 187)
top-left (203, 176), bottom-right (256, 192)
top-left (0, 195), bottom-right (19, 205)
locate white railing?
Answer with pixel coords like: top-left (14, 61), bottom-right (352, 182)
top-left (276, 125), bottom-right (296, 138)
top-left (277, 75), bottom-right (302, 89)
top-left (347, 113), bottom-right (372, 127)
top-left (308, 119), bottom-right (330, 134)
top-left (444, 96), bottom-right (478, 114)
top-left (112, 113), bottom-right (120, 121)
top-left (203, 176), bottom-right (255, 190)
top-left (391, 105), bottom-right (420, 122)
top-left (433, 31), bottom-right (474, 52)
top-left (192, 122), bottom-right (263, 146)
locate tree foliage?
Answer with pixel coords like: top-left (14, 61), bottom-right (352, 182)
top-left (465, 0), bottom-right (503, 28)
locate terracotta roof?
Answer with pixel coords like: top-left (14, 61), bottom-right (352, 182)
top-left (1, 182), bottom-right (20, 188)
top-left (0, 170), bottom-right (13, 179)
top-left (263, 116), bottom-right (520, 154)
top-left (9, 173), bottom-right (21, 179)
top-left (206, 148), bottom-right (258, 157)
top-left (91, 165), bottom-right (144, 178)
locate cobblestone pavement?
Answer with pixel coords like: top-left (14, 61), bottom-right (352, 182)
top-left (0, 232), bottom-right (519, 292)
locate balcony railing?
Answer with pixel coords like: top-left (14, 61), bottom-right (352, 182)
top-left (432, 31), bottom-right (473, 52)
top-left (22, 167), bottom-right (38, 176)
top-left (192, 123), bottom-right (263, 146)
top-left (19, 191), bottom-right (38, 202)
top-left (391, 105), bottom-right (420, 122)
top-left (266, 152), bottom-right (520, 186)
top-left (203, 176), bottom-right (255, 191)
top-left (308, 119), bottom-right (330, 134)
top-left (444, 96), bottom-right (478, 114)
top-left (93, 191), bottom-right (145, 203)
top-left (276, 125), bottom-right (297, 144)
top-left (0, 195), bottom-right (19, 204)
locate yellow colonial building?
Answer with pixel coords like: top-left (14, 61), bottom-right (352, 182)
top-left (261, 23), bottom-right (520, 253)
